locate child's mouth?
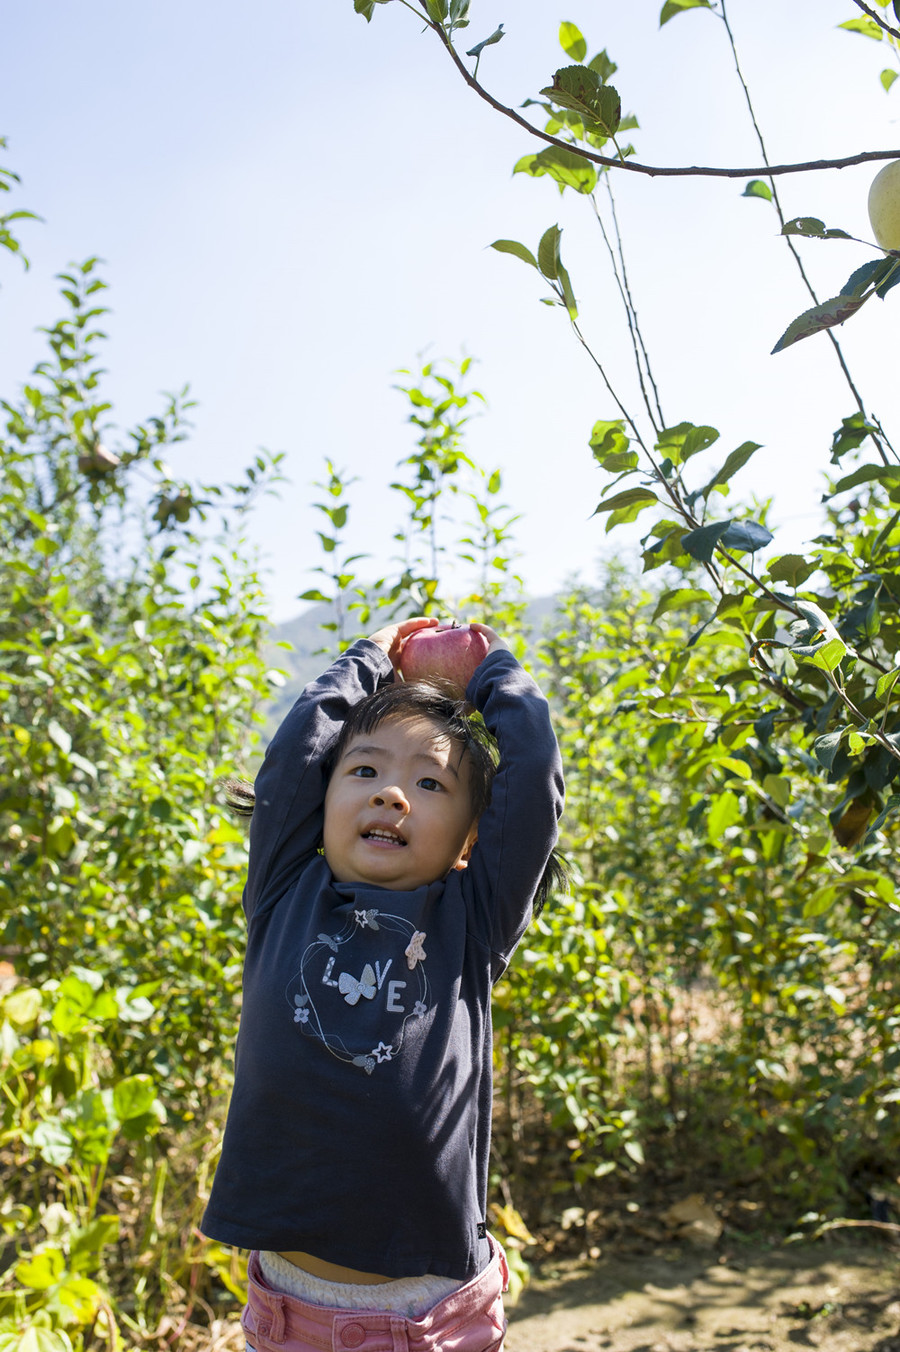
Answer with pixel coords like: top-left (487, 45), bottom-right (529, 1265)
top-left (363, 828), bottom-right (406, 846)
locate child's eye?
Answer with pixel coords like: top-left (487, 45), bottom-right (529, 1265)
top-left (418, 776), bottom-right (443, 792)
top-left (350, 765), bottom-right (376, 778)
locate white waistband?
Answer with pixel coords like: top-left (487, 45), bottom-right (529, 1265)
top-left (258, 1251), bottom-right (461, 1318)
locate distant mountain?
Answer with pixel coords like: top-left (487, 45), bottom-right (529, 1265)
top-left (263, 602), bottom-right (340, 730)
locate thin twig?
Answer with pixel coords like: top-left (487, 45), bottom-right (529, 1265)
top-left (601, 180), bottom-right (666, 429)
top-left (851, 0), bottom-right (900, 41)
top-left (426, 18), bottom-right (900, 179)
top-left (588, 193), bottom-right (662, 437)
top-left (719, 1), bottom-right (897, 466)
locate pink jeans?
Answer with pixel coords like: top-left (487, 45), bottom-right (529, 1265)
top-left (241, 1242), bottom-right (509, 1352)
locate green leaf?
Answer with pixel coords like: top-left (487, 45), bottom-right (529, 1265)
top-left (707, 789), bottom-right (741, 841)
top-left (766, 553), bottom-right (817, 587)
top-left (353, 0), bottom-right (392, 17)
top-left (651, 587), bottom-right (711, 621)
top-left (720, 519), bottom-right (773, 553)
top-left (15, 1247), bottom-right (66, 1290)
top-left (875, 666), bottom-right (900, 702)
top-left (656, 422), bottom-right (718, 465)
top-left (772, 292), bottom-right (871, 353)
top-left (701, 440), bottom-right (761, 495)
top-left (660, 0), bottom-right (713, 24)
top-left (826, 463), bottom-right (900, 498)
top-left (864, 791), bottom-right (900, 843)
top-left (838, 17), bottom-right (884, 39)
top-left (490, 238), bottom-right (538, 270)
top-left (593, 488), bottom-right (658, 516)
top-left (881, 69), bottom-right (899, 93)
top-left (587, 49), bottom-right (617, 83)
top-left (113, 1074), bottom-right (156, 1121)
top-left (27, 1114), bottom-right (73, 1168)
top-left (831, 411), bottom-right (880, 461)
top-left (466, 24), bottom-right (504, 58)
top-left (742, 179), bottom-right (772, 201)
top-left (590, 419), bottom-right (634, 470)
top-left (841, 256), bottom-right (899, 297)
top-left (47, 719), bottom-right (72, 755)
top-left (556, 262), bottom-right (578, 318)
top-left (781, 217), bottom-right (852, 240)
top-left (54, 1275), bottom-right (104, 1324)
top-left (875, 258), bottom-right (900, 297)
top-left (809, 637), bottom-right (848, 673)
top-left (559, 21), bottom-right (587, 62)
top-left (0, 1329), bottom-right (74, 1352)
top-left (681, 520), bottom-right (729, 564)
top-left (537, 224), bottom-right (562, 280)
top-left (813, 729), bottom-right (844, 770)
top-left (719, 757), bottom-right (752, 781)
top-left (4, 987), bottom-right (42, 1024)
top-left (513, 147), bottom-right (598, 195)
top-left (69, 1215), bottom-right (120, 1266)
top-left (540, 68), bottom-right (621, 136)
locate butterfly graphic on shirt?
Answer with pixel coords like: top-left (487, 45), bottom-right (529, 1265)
top-left (338, 963), bottom-right (377, 1006)
top-left (288, 911), bottom-right (433, 1070)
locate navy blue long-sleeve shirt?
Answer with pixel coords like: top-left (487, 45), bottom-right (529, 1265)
top-left (201, 640), bottom-right (564, 1280)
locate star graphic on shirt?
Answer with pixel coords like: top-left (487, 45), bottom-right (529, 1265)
top-left (371, 1041), bottom-right (394, 1063)
top-left (354, 909), bottom-right (380, 929)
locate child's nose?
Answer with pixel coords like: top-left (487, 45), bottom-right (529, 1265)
top-left (369, 783), bottom-right (410, 812)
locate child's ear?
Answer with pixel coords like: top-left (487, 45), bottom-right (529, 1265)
top-left (453, 831), bottom-right (478, 871)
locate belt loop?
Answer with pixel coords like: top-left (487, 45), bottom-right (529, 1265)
top-left (268, 1292), bottom-right (286, 1345)
top-left (390, 1315), bottom-right (410, 1352)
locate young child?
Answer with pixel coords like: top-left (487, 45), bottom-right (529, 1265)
top-left (202, 616), bottom-right (565, 1352)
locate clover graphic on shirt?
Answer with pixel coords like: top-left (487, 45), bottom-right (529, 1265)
top-left (293, 995), bottom-right (310, 1024)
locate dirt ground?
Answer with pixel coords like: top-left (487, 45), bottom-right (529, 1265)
top-left (506, 1239), bottom-right (900, 1352)
top-left (199, 1237), bottom-right (898, 1352)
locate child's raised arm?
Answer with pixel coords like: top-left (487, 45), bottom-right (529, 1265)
top-left (459, 644), bottom-right (564, 970)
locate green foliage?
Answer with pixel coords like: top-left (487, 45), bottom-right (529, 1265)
top-left (0, 255), bottom-right (278, 1344)
top-left (345, 0), bottom-right (900, 1237)
top-left (0, 140), bottom-right (40, 273)
top-left (8, 1), bottom-right (900, 1334)
top-left (297, 358), bottom-right (526, 646)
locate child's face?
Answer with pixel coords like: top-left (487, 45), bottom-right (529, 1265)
top-left (323, 714), bottom-right (479, 892)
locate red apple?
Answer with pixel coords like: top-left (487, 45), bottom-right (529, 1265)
top-left (398, 624), bottom-right (490, 691)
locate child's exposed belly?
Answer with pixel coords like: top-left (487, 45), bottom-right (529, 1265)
top-left (277, 1251), bottom-right (391, 1284)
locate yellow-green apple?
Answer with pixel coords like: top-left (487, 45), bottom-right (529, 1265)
top-left (868, 160), bottom-right (900, 251)
top-left (398, 623), bottom-right (490, 691)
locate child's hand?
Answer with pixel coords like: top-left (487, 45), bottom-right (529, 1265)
top-left (468, 623), bottom-right (510, 658)
top-left (368, 616), bottom-right (439, 675)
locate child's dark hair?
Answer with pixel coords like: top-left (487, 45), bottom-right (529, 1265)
top-left (322, 681), bottom-right (497, 818)
top-left (222, 679), bottom-right (567, 916)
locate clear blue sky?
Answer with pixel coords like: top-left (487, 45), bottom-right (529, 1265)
top-left (2, 1), bottom-right (898, 620)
